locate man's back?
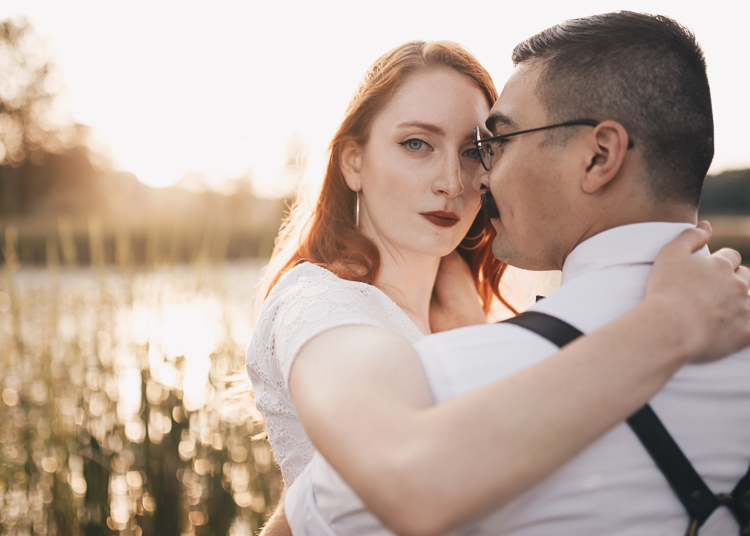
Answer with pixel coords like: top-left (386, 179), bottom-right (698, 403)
top-left (417, 222), bottom-right (750, 535)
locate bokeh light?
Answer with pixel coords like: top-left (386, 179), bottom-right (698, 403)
top-left (0, 262), bottom-right (279, 535)
top-left (0, 0), bottom-right (747, 195)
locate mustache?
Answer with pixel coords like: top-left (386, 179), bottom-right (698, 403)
top-left (481, 190), bottom-right (500, 219)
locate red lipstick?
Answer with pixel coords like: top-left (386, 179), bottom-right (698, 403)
top-left (420, 211), bottom-right (460, 228)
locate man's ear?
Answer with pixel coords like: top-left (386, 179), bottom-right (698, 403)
top-left (340, 138), bottom-right (363, 192)
top-left (581, 120), bottom-right (630, 194)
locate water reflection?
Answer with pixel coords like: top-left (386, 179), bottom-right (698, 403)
top-left (0, 263), bottom-right (280, 535)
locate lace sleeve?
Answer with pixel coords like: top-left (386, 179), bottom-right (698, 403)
top-left (268, 267), bottom-right (395, 387)
top-left (246, 263), bottom-right (422, 484)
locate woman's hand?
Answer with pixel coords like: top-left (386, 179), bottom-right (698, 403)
top-left (429, 251), bottom-right (487, 333)
top-left (645, 221), bottom-right (750, 363)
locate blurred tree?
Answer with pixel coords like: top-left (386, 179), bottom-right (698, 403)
top-left (0, 17), bottom-right (98, 217)
top-left (0, 17), bottom-right (61, 165)
top-left (699, 169), bottom-right (750, 216)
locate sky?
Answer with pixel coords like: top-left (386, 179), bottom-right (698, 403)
top-left (1, 0), bottom-right (748, 196)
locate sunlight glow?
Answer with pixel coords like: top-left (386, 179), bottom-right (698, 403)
top-left (1, 0), bottom-right (748, 194)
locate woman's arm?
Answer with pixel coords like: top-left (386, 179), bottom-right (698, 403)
top-left (289, 225), bottom-right (750, 536)
top-left (258, 503), bottom-right (291, 536)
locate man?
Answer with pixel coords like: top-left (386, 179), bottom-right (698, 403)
top-left (279, 12), bottom-right (750, 536)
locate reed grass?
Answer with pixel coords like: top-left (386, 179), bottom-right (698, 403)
top-left (0, 227), bottom-right (280, 536)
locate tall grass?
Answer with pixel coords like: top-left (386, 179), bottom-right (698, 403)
top-left (0, 222), bottom-right (282, 536)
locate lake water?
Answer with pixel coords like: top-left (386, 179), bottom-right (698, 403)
top-left (0, 262), bottom-right (281, 536)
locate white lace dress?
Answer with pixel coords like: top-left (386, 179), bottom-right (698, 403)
top-left (245, 262), bottom-right (424, 485)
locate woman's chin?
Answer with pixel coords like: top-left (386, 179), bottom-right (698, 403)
top-left (405, 238), bottom-right (464, 259)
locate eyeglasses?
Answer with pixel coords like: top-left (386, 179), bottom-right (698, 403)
top-left (473, 119), bottom-right (633, 172)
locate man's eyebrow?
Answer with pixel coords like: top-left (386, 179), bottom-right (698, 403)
top-left (395, 121), bottom-right (445, 136)
top-left (485, 112), bottom-right (516, 133)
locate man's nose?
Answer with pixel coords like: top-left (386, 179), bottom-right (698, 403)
top-left (474, 164), bottom-right (490, 193)
top-left (465, 161), bottom-right (491, 200)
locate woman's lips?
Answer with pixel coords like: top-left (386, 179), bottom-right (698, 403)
top-left (420, 211), bottom-right (460, 228)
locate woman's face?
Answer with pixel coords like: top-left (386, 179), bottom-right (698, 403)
top-left (352, 68), bottom-right (490, 260)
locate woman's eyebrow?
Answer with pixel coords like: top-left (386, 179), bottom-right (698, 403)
top-left (395, 121), bottom-right (445, 136)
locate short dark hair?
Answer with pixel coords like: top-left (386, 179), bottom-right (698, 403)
top-left (512, 11), bottom-right (713, 207)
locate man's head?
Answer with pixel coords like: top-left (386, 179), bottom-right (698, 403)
top-left (481, 11), bottom-right (713, 270)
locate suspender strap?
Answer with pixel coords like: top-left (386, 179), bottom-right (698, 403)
top-left (504, 311), bottom-right (584, 346)
top-left (629, 411), bottom-right (750, 535)
top-left (626, 405), bottom-right (719, 525)
top-left (502, 311), bottom-right (750, 535)
top-left (729, 465), bottom-right (750, 529)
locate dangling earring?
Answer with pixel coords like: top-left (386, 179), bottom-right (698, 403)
top-left (355, 191), bottom-right (360, 229)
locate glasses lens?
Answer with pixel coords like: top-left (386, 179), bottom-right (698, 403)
top-left (478, 144), bottom-right (488, 171)
top-left (480, 142), bottom-right (494, 171)
top-left (474, 128), bottom-right (490, 171)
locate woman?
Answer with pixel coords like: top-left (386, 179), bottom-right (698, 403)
top-left (246, 41), bottom-right (750, 534)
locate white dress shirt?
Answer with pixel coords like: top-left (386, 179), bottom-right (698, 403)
top-left (285, 222), bottom-right (750, 535)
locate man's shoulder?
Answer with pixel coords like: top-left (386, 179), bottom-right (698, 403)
top-left (418, 319), bottom-right (556, 348)
top-left (415, 321), bottom-right (563, 403)
top-left (526, 262), bottom-right (650, 333)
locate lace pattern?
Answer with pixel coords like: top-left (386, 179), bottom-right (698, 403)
top-left (246, 263), bottom-right (424, 485)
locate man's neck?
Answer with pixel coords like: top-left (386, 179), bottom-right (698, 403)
top-left (561, 203), bottom-right (698, 270)
top-left (560, 221), bottom-right (700, 286)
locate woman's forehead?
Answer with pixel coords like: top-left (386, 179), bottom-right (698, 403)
top-left (374, 69), bottom-right (490, 134)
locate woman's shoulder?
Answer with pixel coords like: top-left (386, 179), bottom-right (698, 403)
top-left (248, 260), bottom-right (423, 387)
top-left (266, 262), bottom-right (377, 307)
top-left (272, 262), bottom-right (345, 292)
top-left (256, 261), bottom-right (421, 342)
top-left (250, 262), bottom-right (395, 383)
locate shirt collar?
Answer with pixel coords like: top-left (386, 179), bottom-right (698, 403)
top-left (561, 222), bottom-right (704, 286)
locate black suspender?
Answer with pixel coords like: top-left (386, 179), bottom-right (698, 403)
top-left (503, 311), bottom-right (750, 536)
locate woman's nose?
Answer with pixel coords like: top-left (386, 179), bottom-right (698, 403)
top-left (433, 154), bottom-right (464, 197)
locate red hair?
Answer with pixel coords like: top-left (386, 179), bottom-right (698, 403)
top-left (261, 41), bottom-right (516, 316)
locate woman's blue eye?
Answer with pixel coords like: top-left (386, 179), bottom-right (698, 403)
top-left (464, 147), bottom-right (481, 160)
top-left (400, 138), bottom-right (427, 151)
